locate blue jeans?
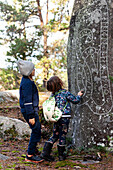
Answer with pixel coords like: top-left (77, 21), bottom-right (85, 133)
top-left (22, 112), bottom-right (41, 155)
top-left (48, 118), bottom-right (70, 146)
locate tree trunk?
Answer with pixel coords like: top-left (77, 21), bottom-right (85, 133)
top-left (36, 0), bottom-right (49, 79)
top-left (67, 0), bottom-right (113, 148)
top-left (43, 0), bottom-right (49, 79)
top-left (36, 0), bottom-right (44, 27)
top-left (44, 0), bottom-right (48, 57)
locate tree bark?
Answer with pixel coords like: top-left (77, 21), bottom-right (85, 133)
top-left (44, 0), bottom-right (48, 57)
top-left (36, 0), bottom-right (49, 79)
top-left (36, 0), bottom-right (44, 27)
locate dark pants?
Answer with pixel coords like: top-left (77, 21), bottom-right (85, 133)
top-left (22, 112), bottom-right (41, 155)
top-left (48, 118), bottom-right (70, 146)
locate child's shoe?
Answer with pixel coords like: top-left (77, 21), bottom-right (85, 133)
top-left (25, 155), bottom-right (43, 163)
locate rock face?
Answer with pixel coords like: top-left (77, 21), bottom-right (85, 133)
top-left (67, 0), bottom-right (113, 148)
top-left (0, 90), bottom-right (19, 103)
top-left (0, 116), bottom-right (31, 138)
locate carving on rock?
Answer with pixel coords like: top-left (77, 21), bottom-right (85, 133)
top-left (69, 0), bottom-right (113, 115)
top-left (67, 0), bottom-right (113, 147)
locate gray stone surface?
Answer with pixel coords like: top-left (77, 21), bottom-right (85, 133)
top-left (67, 0), bottom-right (113, 148)
top-left (0, 90), bottom-right (50, 103)
top-left (80, 160), bottom-right (99, 164)
top-left (0, 116), bottom-right (31, 138)
top-left (0, 153), bottom-right (9, 160)
top-left (0, 90), bottom-right (19, 103)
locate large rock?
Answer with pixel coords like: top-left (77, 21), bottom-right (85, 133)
top-left (0, 116), bottom-right (31, 138)
top-left (0, 90), bottom-right (50, 104)
top-left (67, 0), bottom-right (113, 148)
top-left (0, 90), bottom-right (19, 103)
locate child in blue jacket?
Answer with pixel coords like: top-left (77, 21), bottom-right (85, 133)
top-left (41, 76), bottom-right (83, 161)
top-left (17, 59), bottom-right (43, 163)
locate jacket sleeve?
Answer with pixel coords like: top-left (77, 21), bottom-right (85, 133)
top-left (66, 91), bottom-right (81, 104)
top-left (22, 81), bottom-right (35, 119)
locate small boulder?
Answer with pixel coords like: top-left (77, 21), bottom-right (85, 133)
top-left (0, 116), bottom-right (31, 138)
top-left (0, 153), bottom-right (9, 160)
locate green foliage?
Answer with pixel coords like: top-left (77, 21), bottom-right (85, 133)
top-left (18, 160), bottom-right (35, 165)
top-left (21, 154), bottom-right (26, 158)
top-left (55, 160), bottom-right (87, 168)
top-left (17, 156), bottom-right (25, 161)
top-left (5, 168), bottom-right (14, 170)
top-left (7, 37), bottom-right (40, 60)
top-left (66, 137), bottom-right (72, 145)
top-left (48, 0), bottom-right (70, 32)
top-left (0, 0), bottom-right (43, 66)
top-left (83, 145), bottom-right (107, 154)
top-left (22, 134), bottom-right (30, 138)
top-left (0, 123), bottom-right (4, 127)
top-left (0, 68), bottom-right (20, 90)
top-left (36, 39), bottom-right (68, 80)
top-left (2, 150), bottom-right (10, 152)
top-left (4, 125), bottom-right (18, 139)
top-left (88, 165), bottom-right (96, 169)
top-left (12, 150), bottom-right (19, 153)
top-left (0, 164), bottom-right (2, 169)
top-left (7, 164), bottom-right (16, 168)
top-left (0, 0), bottom-right (72, 85)
top-left (109, 76), bottom-right (113, 82)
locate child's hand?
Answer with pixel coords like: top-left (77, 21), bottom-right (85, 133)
top-left (78, 90), bottom-right (84, 96)
top-left (29, 118), bottom-right (35, 125)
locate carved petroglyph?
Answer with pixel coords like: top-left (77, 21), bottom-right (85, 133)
top-left (67, 0), bottom-right (113, 148)
top-left (71, 0), bottom-right (113, 115)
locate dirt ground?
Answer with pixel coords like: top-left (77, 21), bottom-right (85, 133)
top-left (0, 102), bottom-right (113, 170)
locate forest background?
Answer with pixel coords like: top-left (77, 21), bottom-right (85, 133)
top-left (0, 0), bottom-right (74, 91)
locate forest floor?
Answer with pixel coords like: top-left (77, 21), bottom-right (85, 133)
top-left (0, 101), bottom-right (113, 170)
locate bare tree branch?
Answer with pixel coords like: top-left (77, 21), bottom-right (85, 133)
top-left (36, 0), bottom-right (44, 27)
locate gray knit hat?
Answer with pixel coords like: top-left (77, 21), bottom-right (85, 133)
top-left (17, 59), bottom-right (35, 76)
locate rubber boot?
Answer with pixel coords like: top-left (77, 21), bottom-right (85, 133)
top-left (57, 145), bottom-right (66, 161)
top-left (40, 142), bottom-right (54, 161)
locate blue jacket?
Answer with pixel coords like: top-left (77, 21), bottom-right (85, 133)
top-left (19, 76), bottom-right (39, 119)
top-left (51, 89), bottom-right (81, 118)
